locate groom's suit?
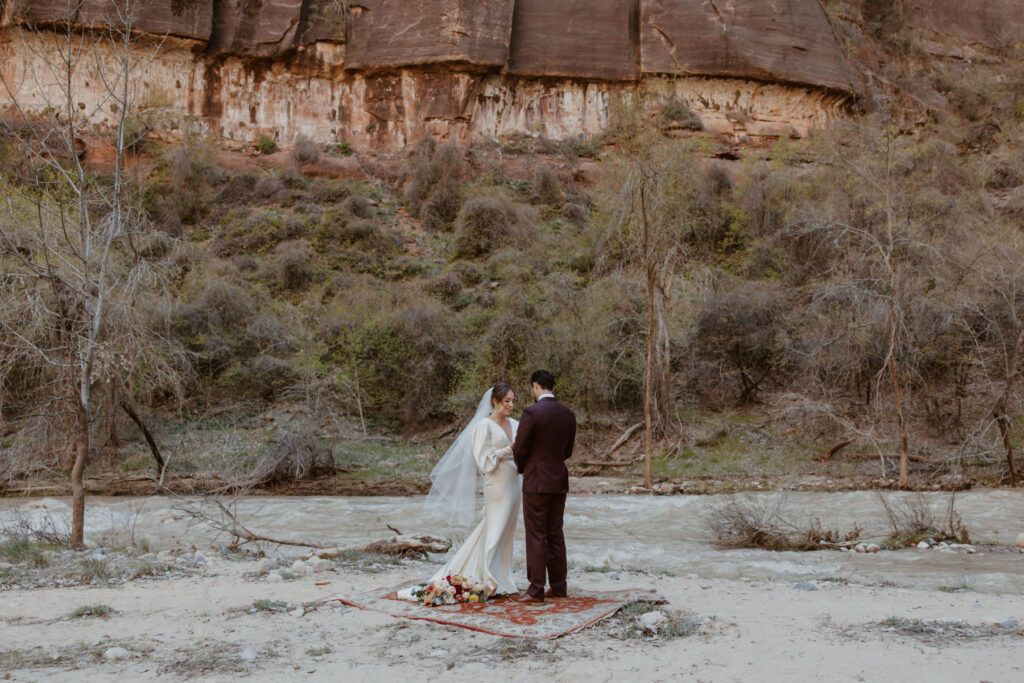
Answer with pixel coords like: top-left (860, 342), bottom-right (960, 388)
top-left (512, 395), bottom-right (576, 599)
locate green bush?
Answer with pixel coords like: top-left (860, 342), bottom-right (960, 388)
top-left (257, 134), bottom-right (278, 155)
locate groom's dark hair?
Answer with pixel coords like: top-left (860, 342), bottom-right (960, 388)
top-left (531, 370), bottom-right (555, 390)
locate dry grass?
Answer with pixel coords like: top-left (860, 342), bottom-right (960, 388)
top-left (707, 495), bottom-right (861, 551)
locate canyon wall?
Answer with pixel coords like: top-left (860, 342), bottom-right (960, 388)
top-left (0, 1), bottom-right (1005, 153)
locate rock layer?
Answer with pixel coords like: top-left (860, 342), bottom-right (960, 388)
top-left (1, 1), bottom-right (1016, 153)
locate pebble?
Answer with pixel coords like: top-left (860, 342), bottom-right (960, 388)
top-left (1016, 533), bottom-right (1024, 548)
top-left (241, 648), bottom-right (258, 663)
top-left (639, 610), bottom-right (669, 632)
top-left (193, 551), bottom-right (206, 565)
top-left (103, 647), bottom-right (130, 661)
top-left (290, 606), bottom-right (305, 618)
top-left (256, 558), bottom-right (275, 573)
top-left (866, 543), bottom-right (881, 553)
top-left (793, 582), bottom-right (818, 591)
top-left (291, 560), bottom-right (307, 574)
top-left (1000, 619), bottom-right (1019, 629)
top-left (265, 571), bottom-right (283, 583)
top-left (916, 541), bottom-right (930, 549)
top-left (854, 543), bottom-right (867, 553)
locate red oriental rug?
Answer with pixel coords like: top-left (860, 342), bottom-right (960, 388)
top-left (329, 584), bottom-right (666, 639)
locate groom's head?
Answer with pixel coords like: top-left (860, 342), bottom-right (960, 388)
top-left (530, 370), bottom-right (555, 401)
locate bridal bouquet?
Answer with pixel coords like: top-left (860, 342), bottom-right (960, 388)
top-left (414, 575), bottom-right (487, 606)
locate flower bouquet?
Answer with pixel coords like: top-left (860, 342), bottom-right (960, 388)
top-left (413, 575), bottom-right (487, 606)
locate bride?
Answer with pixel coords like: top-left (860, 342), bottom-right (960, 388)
top-left (400, 382), bottom-right (521, 600)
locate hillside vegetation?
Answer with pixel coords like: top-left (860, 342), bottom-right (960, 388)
top-left (2, 3), bottom-right (1024, 492)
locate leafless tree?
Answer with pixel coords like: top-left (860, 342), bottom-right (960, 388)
top-left (0, 1), bottom-right (182, 547)
top-left (597, 132), bottom-right (698, 487)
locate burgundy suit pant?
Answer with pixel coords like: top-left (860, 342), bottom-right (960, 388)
top-left (522, 492), bottom-right (567, 599)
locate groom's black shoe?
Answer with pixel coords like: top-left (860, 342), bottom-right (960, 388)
top-left (514, 593), bottom-right (544, 604)
top-left (544, 589), bottom-right (568, 599)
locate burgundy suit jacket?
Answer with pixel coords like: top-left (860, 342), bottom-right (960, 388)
top-left (512, 396), bottom-right (577, 493)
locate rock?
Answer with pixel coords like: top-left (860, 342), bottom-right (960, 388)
top-left (291, 560), bottom-right (307, 574)
top-left (1000, 619), bottom-right (1019, 629)
top-left (917, 541), bottom-right (930, 549)
top-left (265, 571), bottom-right (283, 583)
top-left (1015, 533), bottom-right (1024, 548)
top-left (854, 543), bottom-right (867, 553)
top-left (866, 544), bottom-right (881, 553)
top-left (640, 0), bottom-right (856, 92)
top-left (241, 647), bottom-right (258, 663)
top-left (638, 610), bottom-right (669, 633)
top-left (157, 550), bottom-right (175, 562)
top-left (347, 0), bottom-right (515, 70)
top-left (310, 558), bottom-right (334, 573)
top-left (103, 647), bottom-right (129, 661)
top-left (193, 551), bottom-right (206, 565)
top-left (793, 582), bottom-right (818, 591)
top-left (256, 558), bottom-right (275, 573)
top-left (508, 0), bottom-right (639, 80)
top-left (290, 606), bottom-right (305, 618)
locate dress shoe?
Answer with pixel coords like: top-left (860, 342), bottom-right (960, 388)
top-left (513, 593), bottom-right (544, 604)
top-left (544, 589), bottom-right (568, 599)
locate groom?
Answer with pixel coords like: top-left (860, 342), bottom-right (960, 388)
top-left (512, 370), bottom-right (577, 603)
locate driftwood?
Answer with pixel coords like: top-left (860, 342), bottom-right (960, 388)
top-left (817, 437), bottom-right (857, 462)
top-left (173, 495), bottom-right (331, 549)
top-left (362, 535), bottom-right (452, 558)
top-left (242, 434), bottom-right (336, 489)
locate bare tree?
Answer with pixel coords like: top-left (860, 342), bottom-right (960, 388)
top-left (0, 0), bottom-right (180, 547)
top-left (789, 117), bottom-right (944, 488)
top-left (597, 132), bottom-right (697, 487)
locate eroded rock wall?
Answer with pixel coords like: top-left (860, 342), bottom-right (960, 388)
top-left (3, 0), bottom-right (997, 154)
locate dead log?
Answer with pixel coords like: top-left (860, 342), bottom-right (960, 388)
top-left (817, 437), bottom-right (857, 462)
top-left (579, 460), bottom-right (635, 467)
top-left (362, 535), bottom-right (452, 558)
top-left (606, 422), bottom-right (644, 458)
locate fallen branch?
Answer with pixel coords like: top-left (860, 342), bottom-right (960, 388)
top-left (120, 400), bottom-right (165, 472)
top-left (606, 422), bottom-right (644, 458)
top-left (579, 460), bottom-right (634, 467)
top-left (173, 495), bottom-right (331, 549)
top-left (837, 452), bottom-right (930, 463)
top-left (817, 437), bottom-right (857, 461)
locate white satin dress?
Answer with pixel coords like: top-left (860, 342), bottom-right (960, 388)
top-left (403, 417), bottom-right (521, 599)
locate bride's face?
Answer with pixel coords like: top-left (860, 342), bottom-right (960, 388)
top-left (493, 391), bottom-right (515, 418)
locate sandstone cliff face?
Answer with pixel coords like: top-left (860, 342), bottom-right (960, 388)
top-left (0, 0), bottom-right (1006, 154)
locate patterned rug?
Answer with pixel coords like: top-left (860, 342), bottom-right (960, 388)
top-left (330, 584), bottom-right (666, 639)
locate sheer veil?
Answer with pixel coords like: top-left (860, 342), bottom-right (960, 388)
top-left (424, 388), bottom-right (493, 526)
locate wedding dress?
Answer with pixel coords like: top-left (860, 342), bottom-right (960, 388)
top-left (400, 415), bottom-right (521, 599)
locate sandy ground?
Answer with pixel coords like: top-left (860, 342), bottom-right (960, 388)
top-left (2, 554), bottom-right (1022, 683)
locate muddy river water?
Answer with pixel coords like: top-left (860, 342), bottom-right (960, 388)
top-left (3, 490), bottom-right (1022, 593)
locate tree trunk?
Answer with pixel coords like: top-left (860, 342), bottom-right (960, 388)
top-left (641, 184), bottom-right (654, 489)
top-left (70, 402), bottom-right (89, 549)
top-left (887, 298), bottom-right (910, 488)
top-left (995, 411), bottom-right (1018, 484)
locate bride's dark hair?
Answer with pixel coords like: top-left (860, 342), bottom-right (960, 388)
top-left (491, 382), bottom-right (514, 405)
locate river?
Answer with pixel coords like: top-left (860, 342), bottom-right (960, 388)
top-left (3, 490), bottom-right (1022, 593)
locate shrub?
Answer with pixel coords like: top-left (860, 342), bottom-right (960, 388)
top-left (257, 134), bottom-right (278, 155)
top-left (174, 279), bottom-right (253, 336)
top-left (291, 135), bottom-right (320, 165)
top-left (254, 176), bottom-right (284, 200)
top-left (661, 95), bottom-right (704, 130)
top-left (225, 355), bottom-right (299, 401)
top-left (267, 239), bottom-right (317, 290)
top-left (691, 281), bottom-right (789, 405)
top-left (217, 173), bottom-right (257, 205)
top-left (452, 196), bottom-right (533, 259)
top-left (420, 179), bottom-right (462, 231)
top-left (404, 139), bottom-right (464, 217)
top-left (310, 177), bottom-right (350, 203)
top-left (341, 194), bottom-right (373, 219)
top-left (531, 166), bottom-right (563, 205)
top-left (425, 271), bottom-right (463, 304)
